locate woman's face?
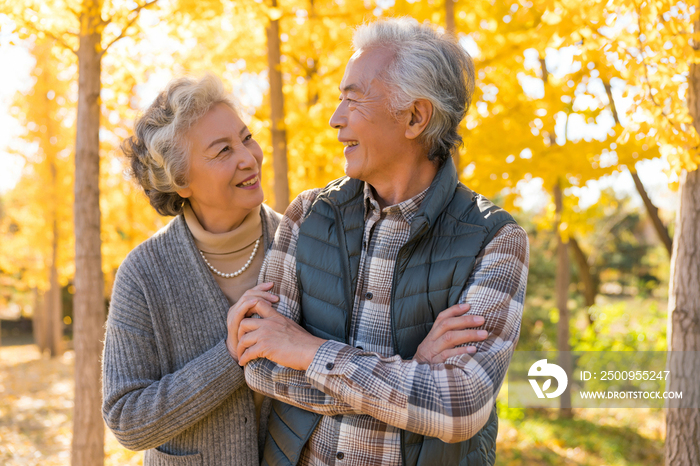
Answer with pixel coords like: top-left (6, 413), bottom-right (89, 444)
top-left (177, 103), bottom-right (264, 233)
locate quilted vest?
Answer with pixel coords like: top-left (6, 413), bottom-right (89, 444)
top-left (263, 159), bottom-right (516, 466)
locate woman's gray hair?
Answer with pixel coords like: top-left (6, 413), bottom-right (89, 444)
top-left (121, 74), bottom-right (237, 216)
top-left (353, 18), bottom-right (475, 165)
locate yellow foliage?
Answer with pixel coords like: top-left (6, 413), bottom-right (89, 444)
top-left (0, 41), bottom-right (74, 292)
top-left (2, 0), bottom-right (697, 298)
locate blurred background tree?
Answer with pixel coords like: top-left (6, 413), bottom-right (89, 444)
top-left (0, 39), bottom-right (74, 358)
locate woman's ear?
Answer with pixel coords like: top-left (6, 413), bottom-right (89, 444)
top-left (176, 187), bottom-right (192, 198)
top-left (405, 99), bottom-right (433, 140)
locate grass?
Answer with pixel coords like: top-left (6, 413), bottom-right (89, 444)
top-left (0, 343), bottom-right (665, 465)
top-left (496, 405), bottom-right (664, 465)
top-left (494, 291), bottom-right (668, 465)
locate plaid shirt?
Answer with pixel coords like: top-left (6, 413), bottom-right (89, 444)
top-left (246, 183), bottom-right (529, 466)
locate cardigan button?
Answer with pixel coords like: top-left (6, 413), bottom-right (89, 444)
top-left (336, 452), bottom-right (344, 460)
top-left (326, 362), bottom-right (335, 370)
top-left (365, 292), bottom-right (373, 300)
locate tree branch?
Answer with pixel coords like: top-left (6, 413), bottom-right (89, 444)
top-left (588, 209), bottom-right (629, 266)
top-left (602, 55), bottom-right (674, 256)
top-left (603, 80), bottom-right (620, 125)
top-left (101, 0), bottom-right (159, 55)
top-left (629, 169), bottom-right (673, 255)
top-left (632, 3), bottom-right (685, 135)
top-left (9, 7), bottom-right (78, 55)
top-left (568, 236), bottom-right (597, 329)
top-left (42, 30), bottom-right (78, 55)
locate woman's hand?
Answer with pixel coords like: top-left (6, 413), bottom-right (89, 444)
top-left (236, 300), bottom-right (326, 370)
top-left (413, 303), bottom-right (488, 364)
top-left (225, 282), bottom-right (278, 362)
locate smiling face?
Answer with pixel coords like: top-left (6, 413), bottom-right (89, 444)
top-left (177, 103), bottom-right (264, 233)
top-left (329, 47), bottom-right (411, 184)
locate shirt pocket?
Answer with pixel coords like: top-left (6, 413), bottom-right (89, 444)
top-left (145, 448), bottom-right (203, 466)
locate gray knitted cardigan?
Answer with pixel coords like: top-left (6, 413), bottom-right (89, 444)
top-left (102, 204), bottom-right (281, 466)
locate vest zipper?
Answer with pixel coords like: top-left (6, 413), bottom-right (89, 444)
top-left (389, 221), bottom-right (429, 357)
top-left (390, 220), bottom-right (428, 466)
top-left (330, 201), bottom-right (355, 340)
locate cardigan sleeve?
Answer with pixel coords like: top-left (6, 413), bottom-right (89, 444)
top-left (102, 260), bottom-right (248, 451)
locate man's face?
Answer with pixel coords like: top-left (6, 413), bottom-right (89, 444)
top-left (329, 47), bottom-right (409, 183)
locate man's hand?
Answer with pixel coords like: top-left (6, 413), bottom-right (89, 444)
top-left (413, 303), bottom-right (488, 364)
top-left (236, 299), bottom-right (326, 370)
top-left (225, 282), bottom-right (278, 362)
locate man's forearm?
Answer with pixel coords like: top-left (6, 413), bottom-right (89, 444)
top-left (301, 338), bottom-right (513, 443)
top-left (244, 357), bottom-right (361, 416)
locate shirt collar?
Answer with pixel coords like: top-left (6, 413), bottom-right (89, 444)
top-left (363, 182), bottom-right (430, 224)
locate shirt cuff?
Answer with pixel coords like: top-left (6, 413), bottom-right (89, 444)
top-left (306, 340), bottom-right (361, 382)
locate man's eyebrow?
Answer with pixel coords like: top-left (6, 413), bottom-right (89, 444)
top-left (340, 83), bottom-right (363, 93)
top-left (206, 126), bottom-right (249, 150)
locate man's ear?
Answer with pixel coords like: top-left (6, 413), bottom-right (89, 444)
top-left (405, 99), bottom-right (433, 140)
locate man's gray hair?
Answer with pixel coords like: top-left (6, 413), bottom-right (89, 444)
top-left (353, 18), bottom-right (475, 165)
top-left (121, 74), bottom-right (238, 216)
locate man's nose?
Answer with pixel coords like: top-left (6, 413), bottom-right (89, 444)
top-left (329, 101), bottom-right (347, 129)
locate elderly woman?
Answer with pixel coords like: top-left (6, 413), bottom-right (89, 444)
top-left (102, 74), bottom-right (280, 465)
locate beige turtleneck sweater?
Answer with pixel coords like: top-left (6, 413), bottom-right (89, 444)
top-left (184, 204), bottom-right (265, 306)
top-left (183, 203), bottom-right (266, 432)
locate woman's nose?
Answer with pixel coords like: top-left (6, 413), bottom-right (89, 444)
top-left (238, 147), bottom-right (258, 170)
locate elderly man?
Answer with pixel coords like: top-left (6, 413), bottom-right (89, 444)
top-left (234, 18), bottom-right (529, 466)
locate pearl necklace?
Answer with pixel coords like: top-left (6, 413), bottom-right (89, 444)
top-left (199, 238), bottom-right (261, 279)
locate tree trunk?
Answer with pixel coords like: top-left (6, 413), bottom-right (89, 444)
top-left (554, 181), bottom-right (573, 418)
top-left (71, 0), bottom-right (105, 464)
top-left (665, 4), bottom-right (700, 461)
top-left (47, 56), bottom-right (63, 358)
top-left (48, 230), bottom-right (64, 357)
top-left (444, 0), bottom-right (460, 173)
top-left (32, 288), bottom-right (48, 352)
top-left (444, 0), bottom-right (455, 34)
top-left (665, 169), bottom-right (700, 465)
top-left (267, 0), bottom-right (290, 212)
top-left (48, 145), bottom-right (63, 357)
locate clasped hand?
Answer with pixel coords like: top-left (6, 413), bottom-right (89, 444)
top-left (225, 282), bottom-right (324, 371)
